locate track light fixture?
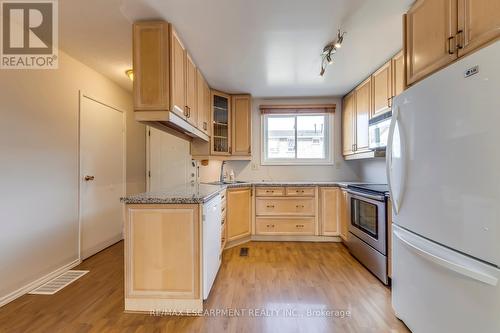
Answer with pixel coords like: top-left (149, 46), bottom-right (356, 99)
top-left (320, 29), bottom-right (346, 76)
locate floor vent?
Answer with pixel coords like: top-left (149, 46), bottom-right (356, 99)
top-left (29, 270), bottom-right (89, 295)
top-left (240, 247), bottom-right (249, 257)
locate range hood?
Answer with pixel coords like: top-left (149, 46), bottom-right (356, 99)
top-left (135, 110), bottom-right (209, 142)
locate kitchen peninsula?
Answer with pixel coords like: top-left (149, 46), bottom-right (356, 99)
top-left (122, 181), bottom-right (362, 313)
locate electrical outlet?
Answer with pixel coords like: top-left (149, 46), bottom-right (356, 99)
top-left (251, 162), bottom-right (259, 171)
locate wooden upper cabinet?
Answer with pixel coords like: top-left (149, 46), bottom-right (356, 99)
top-left (342, 92), bottom-right (355, 156)
top-left (185, 53), bottom-right (197, 126)
top-left (231, 95), bottom-right (252, 156)
top-left (319, 187), bottom-right (340, 236)
top-left (196, 70), bottom-right (210, 135)
top-left (392, 51), bottom-right (406, 98)
top-left (226, 187), bottom-right (252, 242)
top-left (211, 91), bottom-right (231, 155)
top-left (372, 60), bottom-right (392, 117)
top-left (354, 77), bottom-right (371, 152)
top-left (457, 0), bottom-right (500, 57)
top-left (170, 28), bottom-right (187, 119)
top-left (133, 22), bottom-right (170, 111)
top-left (406, 0), bottom-right (458, 85)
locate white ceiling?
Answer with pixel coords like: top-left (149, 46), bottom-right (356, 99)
top-left (60, 0), bottom-right (413, 97)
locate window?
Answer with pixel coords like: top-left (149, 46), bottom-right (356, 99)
top-left (262, 112), bottom-right (334, 165)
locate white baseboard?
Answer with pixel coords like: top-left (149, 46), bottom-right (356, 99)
top-left (0, 258), bottom-right (81, 308)
top-left (224, 235), bottom-right (341, 250)
top-left (81, 233), bottom-right (123, 260)
top-left (251, 235), bottom-right (342, 242)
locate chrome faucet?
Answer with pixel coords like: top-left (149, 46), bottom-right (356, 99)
top-left (219, 160), bottom-right (227, 183)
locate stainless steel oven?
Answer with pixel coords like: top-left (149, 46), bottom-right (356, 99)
top-left (346, 185), bottom-right (388, 284)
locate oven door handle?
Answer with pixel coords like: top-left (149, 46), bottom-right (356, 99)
top-left (347, 190), bottom-right (385, 202)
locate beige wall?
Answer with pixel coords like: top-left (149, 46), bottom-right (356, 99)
top-left (200, 97), bottom-right (361, 182)
top-left (0, 51), bottom-right (145, 304)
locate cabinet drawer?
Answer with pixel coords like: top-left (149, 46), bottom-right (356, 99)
top-left (256, 217), bottom-right (315, 235)
top-left (256, 198), bottom-right (315, 216)
top-left (285, 187), bottom-right (315, 197)
top-left (255, 187), bottom-right (285, 196)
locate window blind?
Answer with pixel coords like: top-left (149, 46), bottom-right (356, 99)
top-left (259, 104), bottom-right (336, 114)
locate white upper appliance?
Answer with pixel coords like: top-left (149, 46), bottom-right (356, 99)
top-left (202, 195), bottom-right (222, 300)
top-left (387, 41), bottom-right (500, 333)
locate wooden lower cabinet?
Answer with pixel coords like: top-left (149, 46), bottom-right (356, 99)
top-left (319, 187), bottom-right (340, 236)
top-left (339, 189), bottom-right (349, 241)
top-left (255, 197), bottom-right (315, 216)
top-left (285, 187), bottom-right (315, 197)
top-left (256, 217), bottom-right (315, 235)
top-left (226, 187), bottom-right (252, 242)
top-left (124, 204), bottom-right (202, 312)
top-left (255, 187), bottom-right (285, 196)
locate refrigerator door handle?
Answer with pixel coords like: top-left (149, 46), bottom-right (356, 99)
top-left (394, 229), bottom-right (498, 286)
top-left (386, 106), bottom-right (406, 214)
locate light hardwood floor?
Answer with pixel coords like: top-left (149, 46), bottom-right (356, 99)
top-left (0, 241), bottom-right (409, 333)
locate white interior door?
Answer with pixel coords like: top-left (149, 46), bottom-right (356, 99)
top-left (148, 126), bottom-right (193, 191)
top-left (80, 95), bottom-right (125, 259)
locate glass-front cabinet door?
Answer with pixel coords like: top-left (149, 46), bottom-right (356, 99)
top-left (211, 91), bottom-right (231, 155)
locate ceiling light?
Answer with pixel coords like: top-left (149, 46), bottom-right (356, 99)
top-left (125, 69), bottom-right (134, 81)
top-left (319, 29), bottom-right (346, 76)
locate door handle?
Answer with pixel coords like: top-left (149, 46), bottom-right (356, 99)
top-left (447, 36), bottom-right (456, 54)
top-left (84, 175), bottom-right (95, 181)
top-left (456, 30), bottom-right (464, 49)
top-left (394, 228), bottom-right (498, 286)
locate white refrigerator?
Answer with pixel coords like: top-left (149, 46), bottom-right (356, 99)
top-left (388, 41), bottom-right (500, 333)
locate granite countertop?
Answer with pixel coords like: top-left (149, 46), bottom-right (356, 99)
top-left (121, 183), bottom-right (226, 204)
top-left (121, 181), bottom-right (367, 204)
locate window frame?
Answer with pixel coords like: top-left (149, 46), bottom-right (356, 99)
top-left (261, 112), bottom-right (334, 166)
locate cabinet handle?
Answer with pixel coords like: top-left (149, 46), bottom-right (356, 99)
top-left (266, 205), bottom-right (275, 208)
top-left (295, 205), bottom-right (304, 208)
top-left (448, 36), bottom-right (456, 54)
top-left (266, 190), bottom-right (274, 193)
top-left (296, 190), bottom-right (304, 193)
top-left (457, 30), bottom-right (464, 49)
top-left (296, 224), bottom-right (304, 228)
